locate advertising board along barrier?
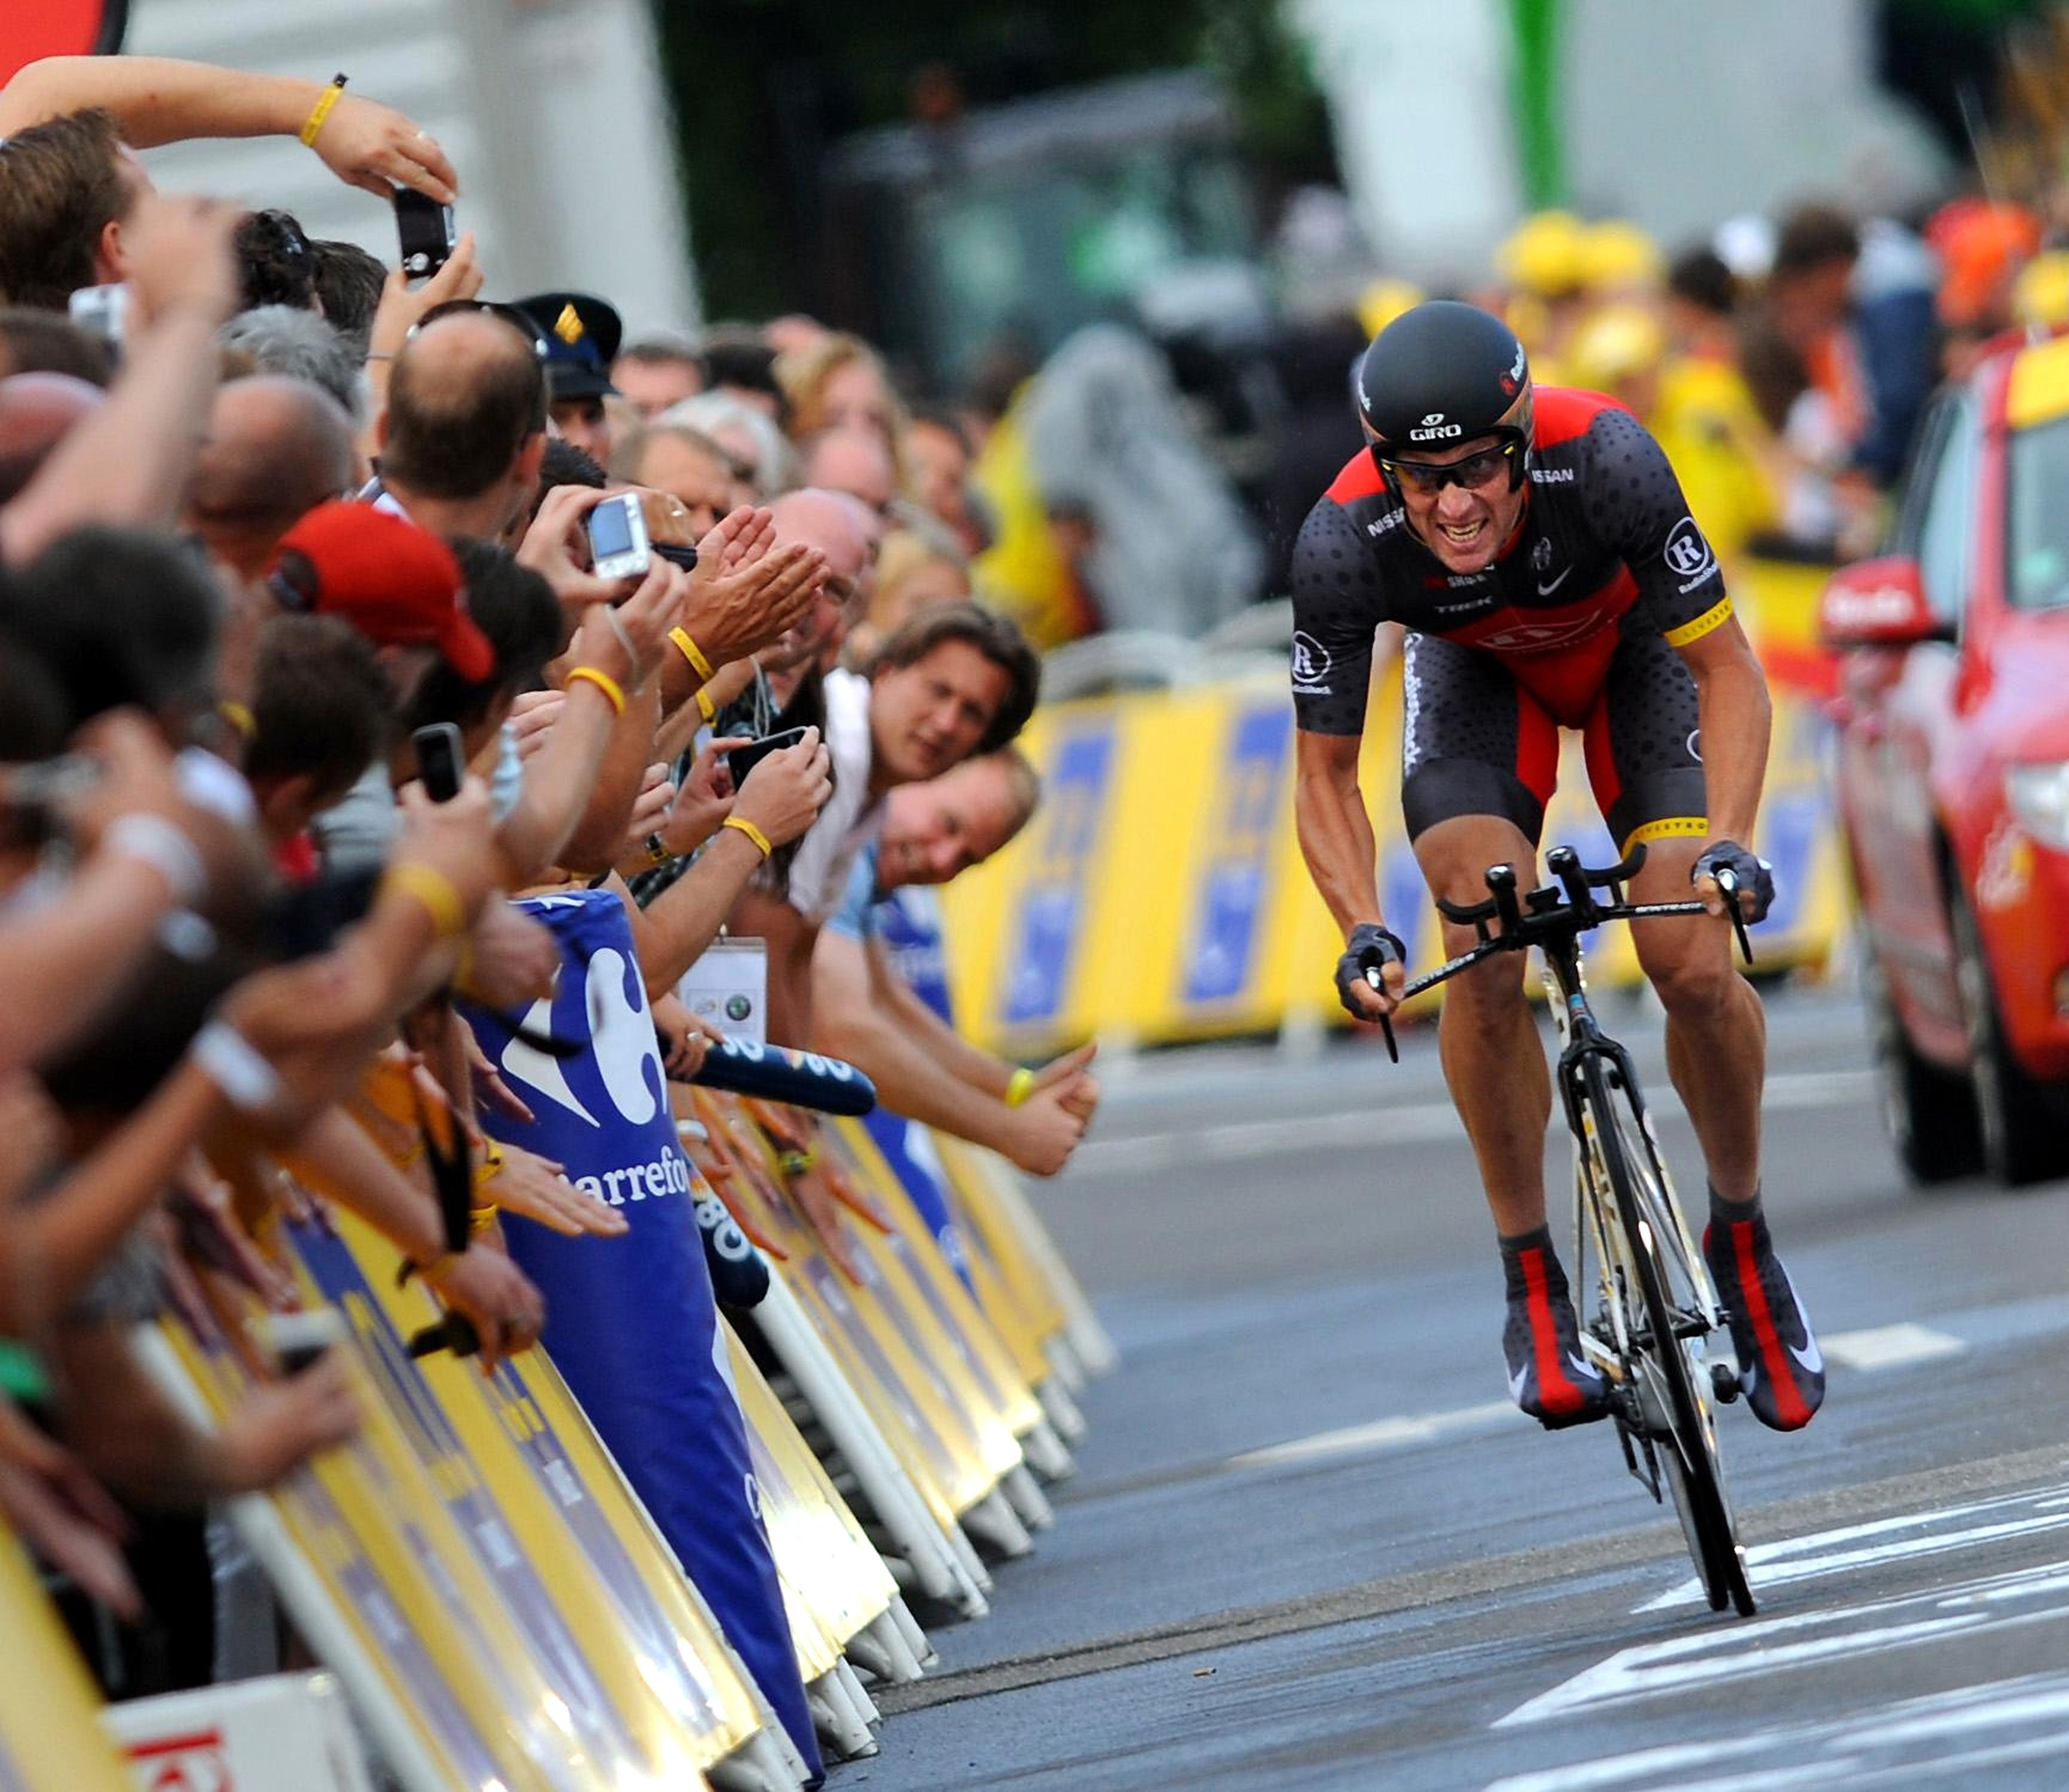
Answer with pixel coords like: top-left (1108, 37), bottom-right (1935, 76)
top-left (462, 886), bottom-right (820, 1776)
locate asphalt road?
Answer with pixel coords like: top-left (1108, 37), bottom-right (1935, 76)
top-left (847, 986), bottom-right (2069, 1790)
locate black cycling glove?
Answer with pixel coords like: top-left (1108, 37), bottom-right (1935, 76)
top-left (1335, 923), bottom-right (1408, 1018)
top-left (1691, 840), bottom-right (1775, 924)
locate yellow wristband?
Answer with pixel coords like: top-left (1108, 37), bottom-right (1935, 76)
top-left (722, 814), bottom-right (772, 859)
top-left (383, 862), bottom-right (466, 940)
top-left (471, 1139), bottom-right (505, 1193)
top-left (218, 700), bottom-right (256, 739)
top-left (1005, 1067), bottom-right (1037, 1108)
top-left (695, 687), bottom-right (717, 724)
top-left (468, 1203), bottom-right (499, 1237)
top-left (565, 665), bottom-right (626, 717)
top-left (300, 74), bottom-right (348, 148)
top-left (670, 627), bottom-right (714, 682)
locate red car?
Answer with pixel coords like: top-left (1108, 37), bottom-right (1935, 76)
top-left (1821, 331), bottom-right (2069, 1186)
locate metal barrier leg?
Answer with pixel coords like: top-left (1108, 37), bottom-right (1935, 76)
top-left (1037, 1370), bottom-right (1088, 1441)
top-left (756, 1279), bottom-right (990, 1620)
top-left (845, 1608), bottom-right (925, 1685)
top-left (1001, 1463), bottom-right (1054, 1531)
top-left (806, 1668), bottom-right (877, 1761)
top-left (960, 1488), bottom-right (1034, 1561)
top-left (1018, 1418), bottom-right (1076, 1482)
top-left (888, 1596), bottom-right (938, 1669)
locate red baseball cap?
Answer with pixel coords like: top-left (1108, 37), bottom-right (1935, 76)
top-left (267, 502), bottom-right (495, 681)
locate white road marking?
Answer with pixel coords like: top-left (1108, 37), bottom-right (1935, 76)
top-left (1076, 1068), bottom-right (1874, 1175)
top-left (1224, 1401), bottom-right (1515, 1471)
top-left (1487, 1671), bottom-right (2069, 1791)
top-left (1218, 1323), bottom-right (1967, 1489)
top-left (1639, 1482), bottom-right (2069, 1613)
top-left (1818, 1322), bottom-right (1966, 1372)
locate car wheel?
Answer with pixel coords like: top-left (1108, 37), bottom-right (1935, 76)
top-left (1949, 883), bottom-right (2069, 1186)
top-left (1863, 953), bottom-right (1980, 1184)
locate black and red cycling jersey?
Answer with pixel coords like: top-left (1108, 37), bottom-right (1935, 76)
top-left (1288, 388), bottom-right (1732, 737)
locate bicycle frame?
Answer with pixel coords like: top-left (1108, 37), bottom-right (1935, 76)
top-left (1539, 925), bottom-right (1726, 1495)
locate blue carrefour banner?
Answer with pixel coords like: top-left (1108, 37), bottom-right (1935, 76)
top-left (460, 889), bottom-right (821, 1779)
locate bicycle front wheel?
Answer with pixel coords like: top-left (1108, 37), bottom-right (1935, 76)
top-left (1583, 1057), bottom-right (1756, 1617)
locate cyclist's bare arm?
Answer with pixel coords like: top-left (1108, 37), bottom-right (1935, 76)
top-left (1294, 728), bottom-right (1404, 1024)
top-left (1673, 614), bottom-right (1772, 905)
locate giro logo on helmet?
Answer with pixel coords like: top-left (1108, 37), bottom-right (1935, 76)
top-left (1409, 412), bottom-right (1465, 443)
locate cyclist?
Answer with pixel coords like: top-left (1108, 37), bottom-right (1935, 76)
top-left (1291, 301), bottom-right (1823, 1434)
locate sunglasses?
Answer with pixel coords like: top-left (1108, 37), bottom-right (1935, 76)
top-left (1377, 441), bottom-right (1517, 493)
top-left (409, 299), bottom-right (552, 360)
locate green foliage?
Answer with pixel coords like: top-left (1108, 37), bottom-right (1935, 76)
top-left (653, 0), bottom-right (1331, 319)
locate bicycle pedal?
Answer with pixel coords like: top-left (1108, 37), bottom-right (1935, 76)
top-left (1709, 1360), bottom-right (1743, 1405)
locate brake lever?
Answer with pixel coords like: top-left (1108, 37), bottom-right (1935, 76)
top-left (1363, 965), bottom-right (1400, 1063)
top-left (1713, 868), bottom-right (1756, 967)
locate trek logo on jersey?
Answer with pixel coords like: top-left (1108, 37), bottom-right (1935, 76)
top-left (1476, 612), bottom-right (1603, 654)
top-left (1291, 631), bottom-right (1334, 693)
top-left (1408, 411), bottom-right (1463, 443)
top-left (1663, 515), bottom-right (1716, 588)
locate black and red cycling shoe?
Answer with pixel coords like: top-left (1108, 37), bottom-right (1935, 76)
top-left (1502, 1245), bottom-right (1613, 1430)
top-left (1704, 1212), bottom-right (1825, 1432)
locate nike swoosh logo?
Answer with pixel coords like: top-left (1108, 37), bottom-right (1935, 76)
top-left (1507, 1364), bottom-right (1530, 1402)
top-left (1568, 1352), bottom-right (1599, 1387)
top-left (1536, 568), bottom-right (1571, 597)
top-left (1788, 1292), bottom-right (1823, 1376)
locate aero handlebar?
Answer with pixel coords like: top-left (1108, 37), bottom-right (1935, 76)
top-left (1364, 843), bottom-right (1755, 1062)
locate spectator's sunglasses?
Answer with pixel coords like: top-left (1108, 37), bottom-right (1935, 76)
top-left (409, 298), bottom-right (552, 360)
top-left (1376, 439), bottom-right (1518, 494)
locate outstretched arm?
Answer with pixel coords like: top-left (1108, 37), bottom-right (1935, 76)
top-left (0, 57), bottom-right (457, 200)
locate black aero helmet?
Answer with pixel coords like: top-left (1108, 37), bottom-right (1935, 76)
top-left (1356, 300), bottom-right (1534, 487)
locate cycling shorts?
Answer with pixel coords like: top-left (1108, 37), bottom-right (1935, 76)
top-left (1400, 627), bottom-right (1707, 854)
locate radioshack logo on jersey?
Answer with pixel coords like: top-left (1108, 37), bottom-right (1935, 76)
top-left (1663, 516), bottom-right (1716, 588)
top-left (1408, 411), bottom-right (1464, 443)
top-left (1291, 631), bottom-right (1333, 693)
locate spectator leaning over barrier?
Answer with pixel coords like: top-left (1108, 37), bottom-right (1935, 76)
top-left (0, 308), bottom-right (112, 384)
top-left (662, 389), bottom-right (798, 505)
top-left (612, 419), bottom-right (740, 541)
top-left (732, 599), bottom-right (1041, 1046)
top-left (613, 329), bottom-right (704, 418)
top-left (0, 193), bottom-right (248, 566)
top-left (186, 374), bottom-right (357, 585)
top-left (217, 305), bottom-right (366, 429)
top-left (811, 749), bottom-right (1100, 1176)
top-left (514, 290), bottom-right (622, 469)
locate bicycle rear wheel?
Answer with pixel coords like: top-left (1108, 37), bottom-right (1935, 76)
top-left (1583, 1057), bottom-right (1755, 1617)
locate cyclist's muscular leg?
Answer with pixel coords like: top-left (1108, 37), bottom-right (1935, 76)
top-left (1626, 837), bottom-right (1765, 1199)
top-left (1412, 815), bottom-right (1552, 1235)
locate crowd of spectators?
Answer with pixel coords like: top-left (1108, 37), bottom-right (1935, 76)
top-left (0, 49), bottom-right (1101, 1709)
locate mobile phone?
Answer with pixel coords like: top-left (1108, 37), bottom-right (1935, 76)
top-left (412, 721), bottom-right (466, 802)
top-left (724, 725), bottom-right (810, 788)
top-left (67, 282), bottom-right (129, 351)
top-left (395, 188), bottom-right (455, 281)
top-left (586, 491), bottom-right (651, 583)
top-left (261, 1309), bottom-right (346, 1376)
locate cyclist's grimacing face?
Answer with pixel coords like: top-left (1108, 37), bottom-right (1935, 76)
top-left (1383, 433), bottom-right (1525, 576)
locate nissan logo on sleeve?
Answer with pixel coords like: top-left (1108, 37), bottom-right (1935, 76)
top-left (1408, 412), bottom-right (1464, 443)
